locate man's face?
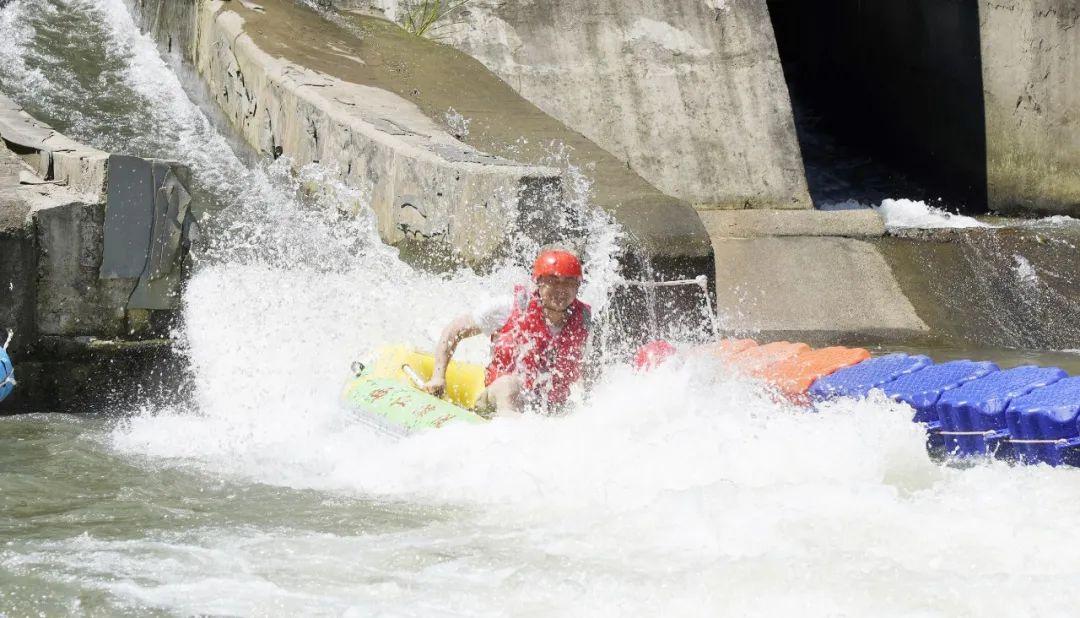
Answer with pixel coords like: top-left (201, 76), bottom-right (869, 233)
top-left (536, 276), bottom-right (581, 312)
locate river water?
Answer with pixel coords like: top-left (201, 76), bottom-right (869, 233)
top-left (3, 1), bottom-right (1080, 616)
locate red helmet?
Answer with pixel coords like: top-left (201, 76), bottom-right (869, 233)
top-left (533, 250), bottom-right (583, 280)
top-left (634, 340), bottom-right (677, 371)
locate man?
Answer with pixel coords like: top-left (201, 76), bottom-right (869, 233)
top-left (423, 249), bottom-right (591, 416)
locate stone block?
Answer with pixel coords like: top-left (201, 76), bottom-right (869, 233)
top-left (0, 92), bottom-right (109, 202)
top-left (713, 237), bottom-right (927, 339)
top-left (34, 202), bottom-right (133, 337)
top-left (51, 149), bottom-right (109, 202)
top-left (0, 338), bottom-right (187, 413)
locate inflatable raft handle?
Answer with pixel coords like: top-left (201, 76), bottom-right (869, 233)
top-left (401, 363), bottom-right (426, 389)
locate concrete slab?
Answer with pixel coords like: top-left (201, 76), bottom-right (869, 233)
top-left (699, 208), bottom-right (885, 238)
top-left (713, 237), bottom-right (928, 340)
top-left (0, 92), bottom-right (109, 203)
top-left (35, 202), bottom-right (133, 337)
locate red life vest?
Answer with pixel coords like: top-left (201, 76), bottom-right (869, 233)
top-left (485, 285), bottom-right (591, 405)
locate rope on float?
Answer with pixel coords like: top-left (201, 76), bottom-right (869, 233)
top-left (1007, 438), bottom-right (1072, 445)
top-left (935, 430), bottom-right (1074, 446)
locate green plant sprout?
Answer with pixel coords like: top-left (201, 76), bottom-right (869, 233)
top-left (400, 0), bottom-right (472, 37)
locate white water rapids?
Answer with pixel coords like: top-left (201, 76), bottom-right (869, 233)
top-left (3, 1), bottom-right (1080, 616)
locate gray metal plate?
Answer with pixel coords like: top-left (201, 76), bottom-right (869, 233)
top-left (101, 154), bottom-right (154, 279)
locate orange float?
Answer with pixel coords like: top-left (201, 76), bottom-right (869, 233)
top-left (760, 346), bottom-right (872, 401)
top-left (727, 341), bottom-right (811, 376)
top-left (689, 338), bottom-right (758, 361)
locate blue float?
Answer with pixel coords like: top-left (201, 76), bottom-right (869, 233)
top-left (879, 360), bottom-right (998, 452)
top-left (808, 353), bottom-right (932, 400)
top-left (787, 342), bottom-right (1078, 466)
top-left (0, 345), bottom-right (14, 404)
top-left (881, 360), bottom-right (999, 423)
top-left (1004, 376), bottom-right (1080, 466)
top-left (936, 365), bottom-right (1067, 458)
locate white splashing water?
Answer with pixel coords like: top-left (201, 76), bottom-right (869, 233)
top-left (873, 198), bottom-right (1076, 231)
top-left (874, 198), bottom-right (990, 229)
top-left (1012, 254), bottom-right (1039, 288)
top-left (0, 0), bottom-right (47, 94)
top-left (6, 0), bottom-right (1080, 615)
top-left (1018, 214), bottom-right (1080, 229)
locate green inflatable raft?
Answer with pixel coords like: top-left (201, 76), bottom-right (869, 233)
top-left (342, 346), bottom-right (488, 437)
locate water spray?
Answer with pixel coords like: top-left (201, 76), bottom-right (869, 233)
top-left (615, 274), bottom-right (719, 340)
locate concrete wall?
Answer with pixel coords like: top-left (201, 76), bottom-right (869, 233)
top-left (131, 0), bottom-right (562, 264)
top-left (354, 0), bottom-right (1079, 218)
top-left (980, 0), bottom-right (1080, 217)
top-left (0, 95), bottom-right (129, 340)
top-left (0, 148), bottom-right (35, 355)
top-left (0, 96), bottom-right (110, 204)
top-left (34, 202), bottom-right (132, 337)
top-left (127, 0), bottom-right (714, 281)
top-left (0, 97), bottom-right (194, 411)
top-left (435, 0), bottom-right (811, 210)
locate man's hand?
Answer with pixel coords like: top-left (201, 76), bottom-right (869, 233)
top-left (426, 314), bottom-right (482, 400)
top-left (423, 376), bottom-right (447, 398)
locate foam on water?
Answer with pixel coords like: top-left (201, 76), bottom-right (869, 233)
top-left (1012, 254), bottom-right (1039, 288)
top-left (6, 0), bottom-right (1080, 615)
top-left (0, 0), bottom-right (47, 94)
top-left (874, 198), bottom-right (990, 229)
top-left (873, 198), bottom-right (1078, 231)
top-left (1019, 214), bottom-right (1080, 229)
top-left (29, 377), bottom-right (1080, 616)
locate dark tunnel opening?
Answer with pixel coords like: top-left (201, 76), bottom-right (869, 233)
top-left (766, 0), bottom-right (989, 213)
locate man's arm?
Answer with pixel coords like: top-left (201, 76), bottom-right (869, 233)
top-left (423, 314), bottom-right (482, 396)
